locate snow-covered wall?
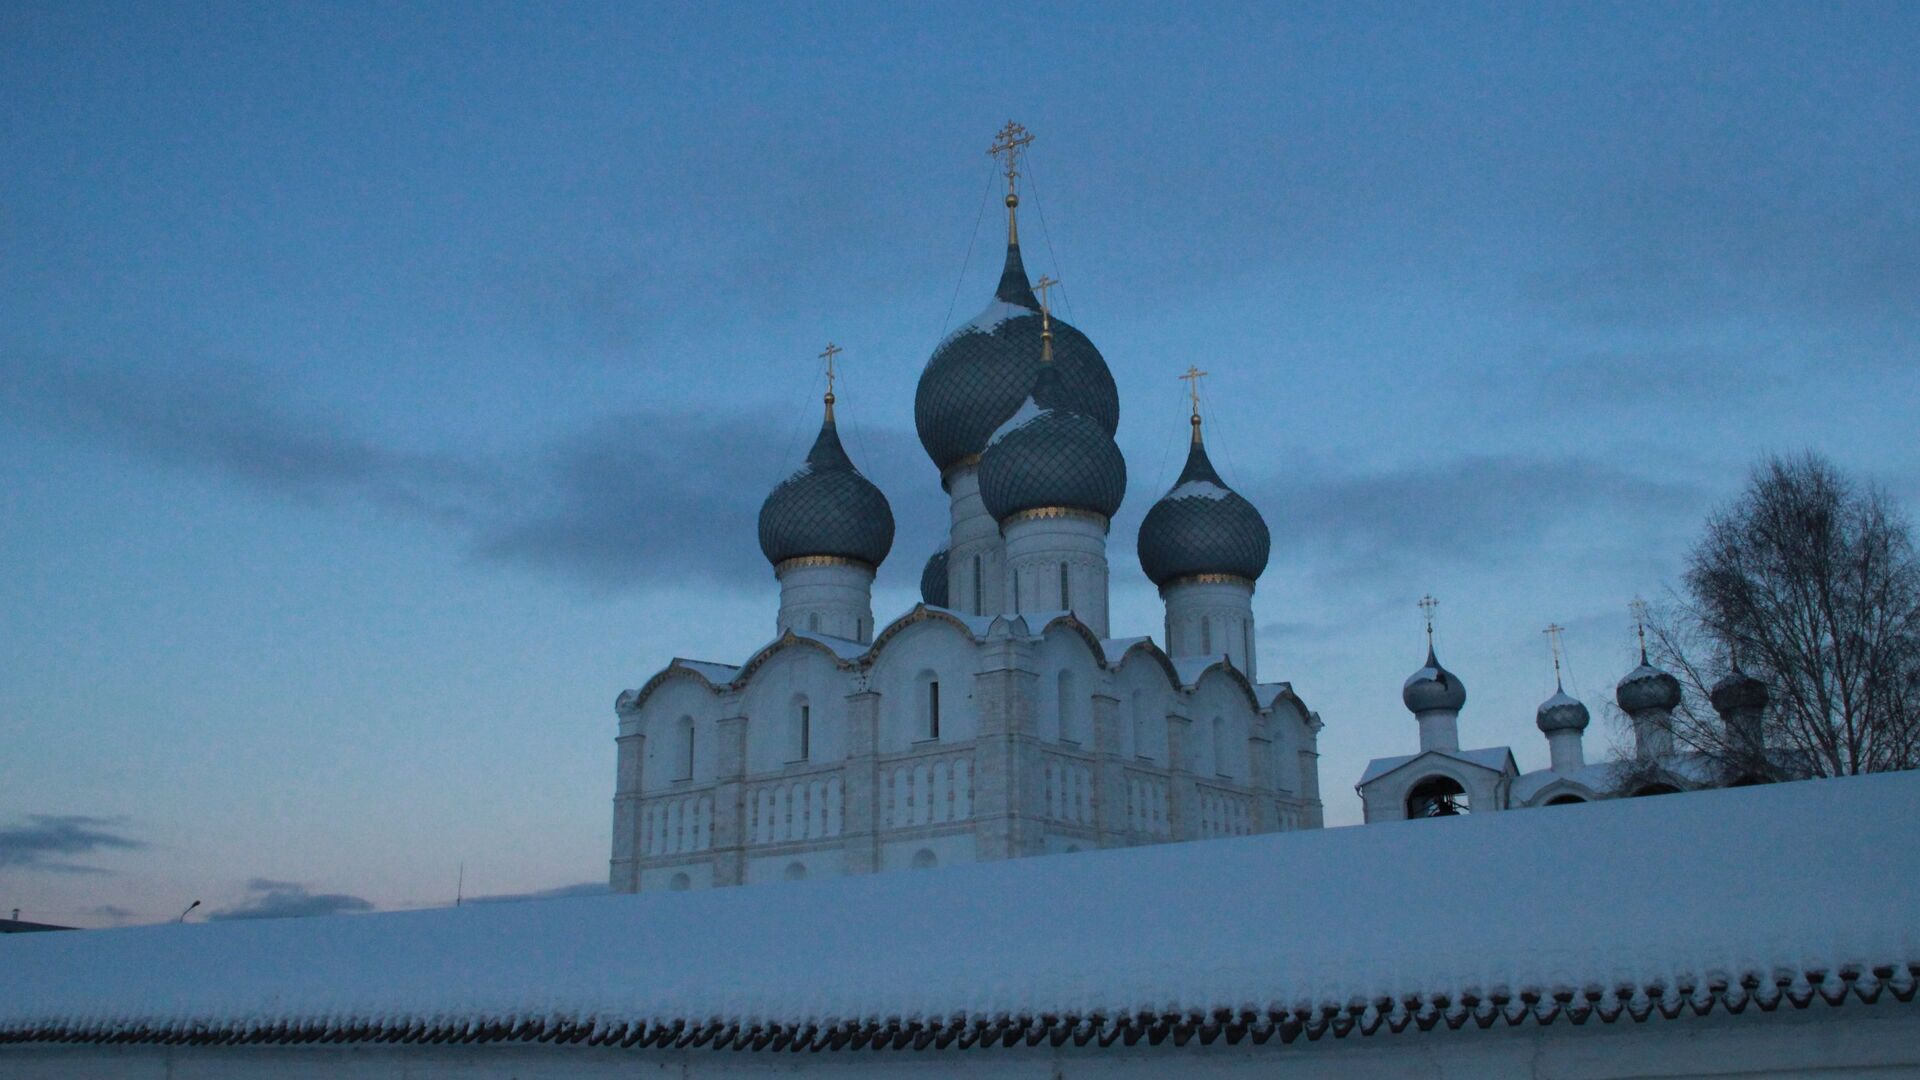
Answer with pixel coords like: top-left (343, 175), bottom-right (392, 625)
top-left (4, 771), bottom-right (1916, 1074)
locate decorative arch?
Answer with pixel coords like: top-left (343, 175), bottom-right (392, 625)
top-left (623, 660), bottom-right (730, 715)
top-left (1544, 794), bottom-right (1587, 806)
top-left (731, 629), bottom-right (855, 687)
top-left (1406, 774), bottom-right (1469, 818)
top-left (911, 848), bottom-right (938, 870)
top-left (866, 604), bottom-right (983, 663)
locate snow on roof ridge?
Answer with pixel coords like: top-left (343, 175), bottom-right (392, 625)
top-left (1, 773), bottom-right (1916, 1049)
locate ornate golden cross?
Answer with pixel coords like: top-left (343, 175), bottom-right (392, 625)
top-left (988, 120), bottom-right (1034, 196)
top-left (1179, 365), bottom-right (1209, 417)
top-left (1035, 275), bottom-right (1059, 318)
top-left (1419, 594), bottom-right (1438, 645)
top-left (1630, 597), bottom-right (1650, 660)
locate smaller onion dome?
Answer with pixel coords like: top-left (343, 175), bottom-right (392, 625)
top-left (1536, 689), bottom-right (1591, 734)
top-left (1617, 660), bottom-right (1683, 715)
top-left (757, 400), bottom-right (895, 569)
top-left (1710, 667), bottom-right (1769, 714)
top-left (920, 547), bottom-right (950, 608)
top-left (978, 361), bottom-right (1126, 522)
top-left (1137, 416), bottom-right (1271, 588)
top-left (1402, 645), bottom-right (1467, 714)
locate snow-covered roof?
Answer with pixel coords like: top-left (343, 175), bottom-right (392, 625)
top-left (8, 773), bottom-right (1913, 1053)
top-left (1254, 682), bottom-right (1295, 710)
top-left (671, 659), bottom-right (739, 684)
top-left (1099, 636), bottom-right (1153, 664)
top-left (1358, 746), bottom-right (1516, 787)
top-left (1510, 760), bottom-right (1623, 803)
top-left (1172, 654), bottom-right (1228, 687)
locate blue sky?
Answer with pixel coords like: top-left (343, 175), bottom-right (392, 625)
top-left (4, 1), bottom-right (1917, 926)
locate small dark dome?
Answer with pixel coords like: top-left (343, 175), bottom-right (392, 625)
top-left (978, 364), bottom-right (1126, 522)
top-left (1402, 646), bottom-right (1467, 714)
top-left (1137, 425), bottom-right (1270, 588)
top-left (914, 241), bottom-right (1119, 472)
top-left (1536, 689), bottom-right (1591, 733)
top-left (758, 411), bottom-right (894, 568)
top-left (920, 547), bottom-right (949, 607)
top-left (1617, 661), bottom-right (1683, 714)
top-left (1710, 668), bottom-right (1769, 714)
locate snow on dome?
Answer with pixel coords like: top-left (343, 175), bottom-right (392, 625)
top-left (1137, 432), bottom-right (1270, 588)
top-left (977, 363), bottom-right (1126, 523)
top-left (3, 772), bottom-right (1915, 1051)
top-left (1401, 646), bottom-right (1467, 714)
top-left (757, 413), bottom-right (895, 568)
top-left (1536, 688), bottom-right (1591, 733)
top-left (914, 239), bottom-right (1119, 472)
top-left (1617, 661), bottom-right (1683, 714)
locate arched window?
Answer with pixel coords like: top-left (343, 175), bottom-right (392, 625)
top-left (783, 861), bottom-right (807, 881)
top-left (1406, 775), bottom-right (1468, 817)
top-left (915, 670), bottom-right (941, 740)
top-left (791, 696), bottom-right (811, 762)
top-left (1059, 561), bottom-right (1071, 609)
top-left (1544, 794), bottom-right (1586, 806)
top-left (911, 848), bottom-right (937, 870)
top-left (676, 716), bottom-right (695, 780)
top-left (1212, 716), bottom-right (1229, 776)
top-left (1057, 670), bottom-right (1078, 743)
top-left (1201, 618), bottom-right (1212, 655)
top-left (668, 872), bottom-right (691, 891)
top-left (1632, 783), bottom-right (1681, 797)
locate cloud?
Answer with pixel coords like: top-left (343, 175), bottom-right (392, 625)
top-left (0, 353), bottom-right (945, 593)
top-left (0, 814), bottom-right (146, 874)
top-left (85, 904), bottom-right (141, 923)
top-left (1243, 454), bottom-right (1700, 589)
top-left (207, 879), bottom-right (374, 921)
top-left (465, 881), bottom-right (609, 904)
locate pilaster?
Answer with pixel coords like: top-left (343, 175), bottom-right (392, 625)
top-left (1090, 692), bottom-right (1125, 848)
top-left (972, 627), bottom-right (1037, 861)
top-left (610, 732), bottom-right (644, 892)
top-left (710, 715), bottom-right (747, 887)
top-left (840, 689), bottom-right (881, 874)
top-left (1165, 712), bottom-right (1200, 841)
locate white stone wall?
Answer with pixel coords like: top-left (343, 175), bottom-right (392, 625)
top-left (1161, 577), bottom-right (1257, 680)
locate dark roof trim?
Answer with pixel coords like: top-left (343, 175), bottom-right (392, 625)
top-left (4, 963), bottom-right (1909, 1050)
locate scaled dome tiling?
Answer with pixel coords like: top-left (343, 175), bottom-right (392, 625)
top-left (914, 241), bottom-right (1119, 472)
top-left (1536, 689), bottom-right (1591, 733)
top-left (1710, 668), bottom-right (1769, 713)
top-left (978, 365), bottom-right (1127, 522)
top-left (1402, 646), bottom-right (1468, 713)
top-left (757, 414), bottom-right (895, 568)
top-left (920, 547), bottom-right (950, 608)
top-left (1137, 431), bottom-right (1271, 588)
top-left (1617, 662), bottom-right (1683, 714)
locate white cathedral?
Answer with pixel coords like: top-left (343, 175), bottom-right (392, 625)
top-left (610, 135), bottom-right (1324, 892)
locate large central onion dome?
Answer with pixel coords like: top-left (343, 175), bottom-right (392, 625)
top-left (915, 230), bottom-right (1119, 474)
top-left (1137, 416), bottom-right (1271, 588)
top-left (757, 401), bottom-right (895, 569)
top-left (978, 358), bottom-right (1126, 522)
top-left (1403, 645), bottom-right (1467, 714)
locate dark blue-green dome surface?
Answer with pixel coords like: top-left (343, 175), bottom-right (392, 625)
top-left (1136, 430), bottom-right (1271, 588)
top-left (920, 547), bottom-right (949, 607)
top-left (914, 241), bottom-right (1119, 473)
top-left (757, 413), bottom-right (895, 568)
top-left (978, 363), bottom-right (1127, 522)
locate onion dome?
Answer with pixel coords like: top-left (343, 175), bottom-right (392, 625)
top-left (1137, 416), bottom-right (1270, 588)
top-left (920, 547), bottom-right (950, 607)
top-left (757, 399), bottom-right (894, 569)
top-left (978, 358), bottom-right (1126, 522)
top-left (1402, 645), bottom-right (1467, 714)
top-left (1710, 666), bottom-right (1768, 714)
top-left (914, 225), bottom-right (1119, 474)
top-left (1617, 659), bottom-right (1683, 714)
top-left (1536, 689), bottom-right (1591, 733)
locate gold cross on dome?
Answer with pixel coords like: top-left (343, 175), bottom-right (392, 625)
top-left (1179, 365), bottom-right (1209, 417)
top-left (1035, 275), bottom-right (1059, 318)
top-left (988, 120), bottom-right (1034, 195)
top-left (1419, 594), bottom-right (1438, 644)
top-left (1543, 623), bottom-right (1566, 685)
top-left (818, 342), bottom-right (842, 395)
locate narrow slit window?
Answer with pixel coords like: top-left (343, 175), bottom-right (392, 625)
top-left (799, 704), bottom-right (811, 761)
top-left (1059, 561), bottom-right (1070, 609)
top-left (1201, 618), bottom-right (1212, 655)
top-left (972, 555), bottom-right (982, 613)
top-left (678, 719), bottom-right (695, 780)
top-left (1242, 621), bottom-right (1252, 669)
top-left (928, 680), bottom-right (941, 740)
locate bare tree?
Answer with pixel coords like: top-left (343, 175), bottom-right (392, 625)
top-left (1647, 452), bottom-right (1920, 778)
